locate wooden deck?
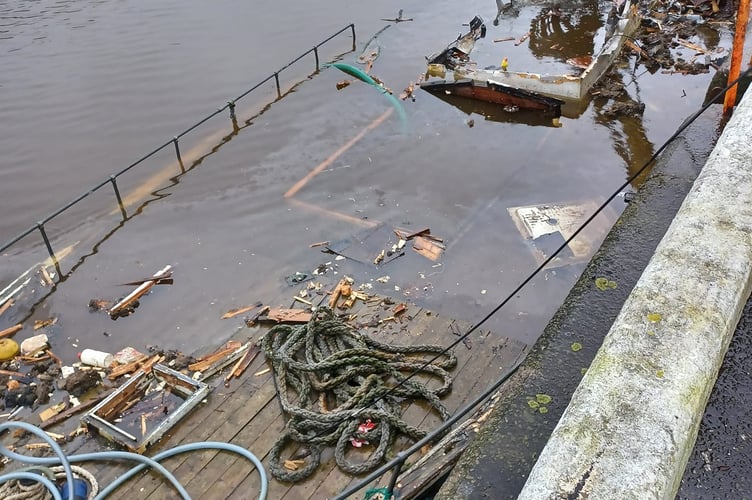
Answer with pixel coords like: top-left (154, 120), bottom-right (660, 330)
top-left (8, 293), bottom-right (527, 499)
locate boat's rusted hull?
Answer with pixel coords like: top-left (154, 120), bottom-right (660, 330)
top-left (421, 79), bottom-right (563, 116)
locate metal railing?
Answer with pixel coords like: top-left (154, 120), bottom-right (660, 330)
top-left (0, 20), bottom-right (511, 498)
top-left (0, 23), bottom-right (356, 262)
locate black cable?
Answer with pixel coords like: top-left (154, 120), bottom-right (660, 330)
top-left (289, 66), bottom-right (752, 495)
top-left (346, 65), bottom-right (752, 420)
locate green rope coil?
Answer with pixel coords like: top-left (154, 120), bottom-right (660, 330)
top-left (262, 307), bottom-right (456, 482)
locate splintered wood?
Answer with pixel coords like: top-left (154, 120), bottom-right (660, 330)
top-left (394, 228), bottom-right (446, 261)
top-left (221, 302), bottom-right (262, 319)
top-left (515, 31), bottom-right (531, 46)
top-left (188, 341), bottom-right (243, 372)
top-left (107, 354), bottom-right (163, 380)
top-left (109, 265), bottom-right (172, 318)
top-left (0, 324), bottom-right (22, 338)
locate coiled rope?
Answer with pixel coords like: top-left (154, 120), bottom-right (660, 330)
top-left (0, 465), bottom-right (98, 500)
top-left (262, 307), bottom-right (456, 481)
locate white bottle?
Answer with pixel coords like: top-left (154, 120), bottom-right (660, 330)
top-left (80, 349), bottom-right (114, 368)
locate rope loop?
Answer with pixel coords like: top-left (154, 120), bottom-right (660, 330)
top-left (262, 306), bottom-right (455, 481)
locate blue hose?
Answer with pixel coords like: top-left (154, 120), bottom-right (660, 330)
top-left (0, 421), bottom-right (268, 499)
top-left (0, 421), bottom-right (75, 499)
top-left (97, 441), bottom-right (269, 499)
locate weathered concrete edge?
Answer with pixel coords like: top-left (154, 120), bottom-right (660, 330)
top-left (518, 92), bottom-right (752, 498)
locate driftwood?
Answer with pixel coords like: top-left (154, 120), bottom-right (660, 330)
top-left (221, 302), bottom-right (262, 320)
top-left (0, 324), bottom-right (22, 338)
top-left (109, 265), bottom-right (172, 317)
top-left (0, 299), bottom-right (14, 317)
top-left (40, 390), bottom-right (113, 430)
top-left (107, 354), bottom-right (162, 380)
top-left (188, 341), bottom-right (243, 372)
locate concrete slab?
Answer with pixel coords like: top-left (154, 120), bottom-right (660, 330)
top-left (518, 90), bottom-right (752, 498)
top-left (436, 99), bottom-right (724, 499)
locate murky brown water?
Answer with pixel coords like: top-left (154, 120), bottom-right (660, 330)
top-left (1, 0), bottom-right (729, 363)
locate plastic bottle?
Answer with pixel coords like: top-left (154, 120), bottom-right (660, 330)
top-left (80, 349), bottom-right (114, 368)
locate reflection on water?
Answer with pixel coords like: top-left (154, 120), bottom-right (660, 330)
top-left (0, 0), bottom-right (729, 355)
top-left (421, 89), bottom-right (563, 128)
top-left (592, 72), bottom-right (656, 186)
top-left (528, 1), bottom-right (604, 61)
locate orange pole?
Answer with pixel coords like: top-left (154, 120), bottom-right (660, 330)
top-left (724, 0), bottom-right (750, 116)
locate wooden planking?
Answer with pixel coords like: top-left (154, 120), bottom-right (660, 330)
top-left (326, 321), bottom-right (514, 498)
top-left (333, 323), bottom-right (527, 498)
top-left (104, 353), bottom-right (272, 499)
top-left (187, 401), bottom-right (288, 499)
top-left (143, 371), bottom-right (277, 499)
top-left (303, 312), bottom-right (471, 499)
top-left (25, 296), bottom-right (527, 500)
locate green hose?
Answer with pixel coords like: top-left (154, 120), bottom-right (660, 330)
top-left (327, 62), bottom-right (408, 132)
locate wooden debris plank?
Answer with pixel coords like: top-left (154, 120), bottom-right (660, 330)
top-left (412, 236), bottom-right (444, 261)
top-left (109, 265), bottom-right (172, 317)
top-left (393, 343), bottom-right (528, 498)
top-left (260, 308), bottom-right (312, 324)
top-left (143, 374), bottom-right (277, 499)
top-left (0, 298), bottom-right (14, 317)
top-left (187, 341), bottom-right (243, 372)
top-left (96, 294), bottom-right (528, 500)
top-left (0, 323), bottom-right (22, 338)
top-left (221, 303), bottom-right (262, 320)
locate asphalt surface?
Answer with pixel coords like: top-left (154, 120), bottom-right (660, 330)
top-left (437, 102), bottom-right (727, 498)
top-left (679, 298), bottom-right (752, 499)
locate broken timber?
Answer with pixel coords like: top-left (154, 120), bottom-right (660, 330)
top-left (109, 265), bottom-right (172, 318)
top-left (41, 295), bottom-right (527, 499)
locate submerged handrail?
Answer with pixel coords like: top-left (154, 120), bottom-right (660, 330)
top-left (0, 23), bottom-right (356, 260)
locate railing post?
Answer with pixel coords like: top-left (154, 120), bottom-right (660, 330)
top-left (110, 175), bottom-right (127, 219)
top-left (173, 136), bottom-right (185, 172)
top-left (1, 24), bottom-right (359, 259)
top-left (36, 222), bottom-right (55, 263)
top-left (227, 101), bottom-right (239, 132)
top-left (227, 101), bottom-right (237, 122)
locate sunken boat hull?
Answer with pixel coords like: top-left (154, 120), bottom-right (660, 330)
top-left (421, 79), bottom-right (564, 117)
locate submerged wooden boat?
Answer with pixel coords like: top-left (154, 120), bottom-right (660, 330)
top-left (420, 78), bottom-right (564, 117)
